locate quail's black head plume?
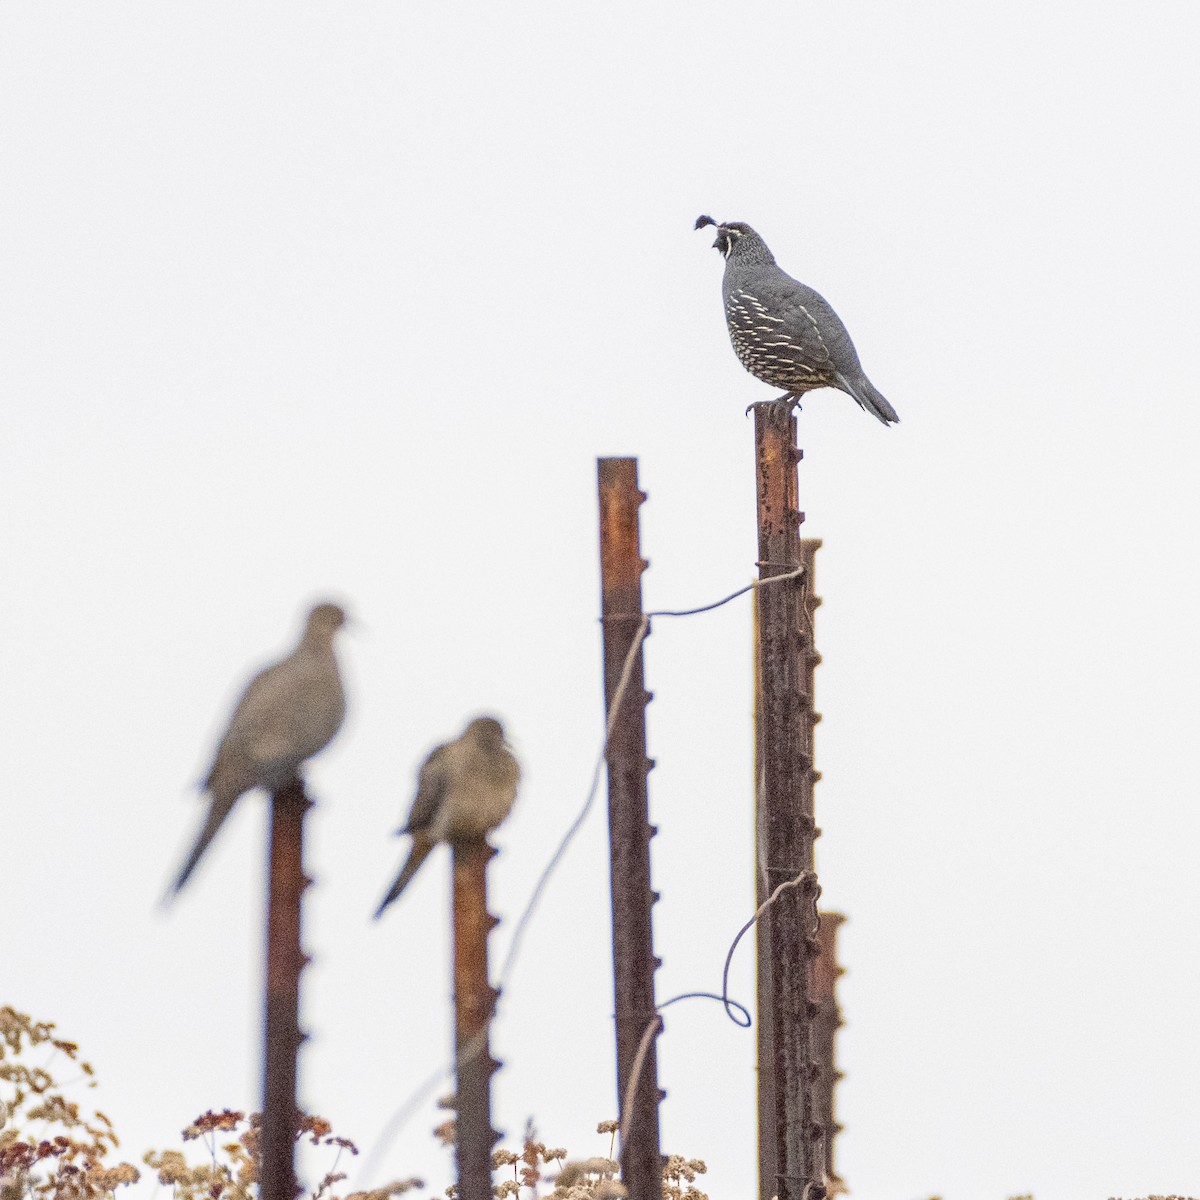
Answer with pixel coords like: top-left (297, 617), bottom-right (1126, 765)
top-left (696, 216), bottom-right (899, 426)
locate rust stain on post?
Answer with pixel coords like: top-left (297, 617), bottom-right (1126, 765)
top-left (597, 457), bottom-right (663, 1200)
top-left (752, 407), bottom-right (825, 1200)
top-left (812, 911), bottom-right (846, 1193)
top-left (453, 840), bottom-right (501, 1200)
top-left (261, 776), bottom-right (311, 1200)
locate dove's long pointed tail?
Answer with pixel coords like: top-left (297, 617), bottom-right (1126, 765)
top-left (836, 371), bottom-right (900, 426)
top-left (373, 836), bottom-right (435, 919)
top-left (168, 796), bottom-right (235, 898)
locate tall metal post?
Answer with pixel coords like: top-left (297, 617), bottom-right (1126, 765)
top-left (753, 591), bottom-right (776, 1200)
top-left (452, 840), bottom-right (502, 1200)
top-left (261, 777), bottom-right (311, 1200)
top-left (752, 407), bottom-right (825, 1200)
top-left (597, 457), bottom-right (663, 1200)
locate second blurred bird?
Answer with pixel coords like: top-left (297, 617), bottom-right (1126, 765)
top-left (374, 716), bottom-right (520, 918)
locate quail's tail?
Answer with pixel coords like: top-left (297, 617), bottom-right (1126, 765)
top-left (837, 371), bottom-right (900, 426)
top-left (166, 795), bottom-right (235, 900)
top-left (373, 836), bottom-right (435, 919)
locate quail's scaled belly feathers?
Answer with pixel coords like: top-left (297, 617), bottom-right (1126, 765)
top-left (696, 216), bottom-right (899, 426)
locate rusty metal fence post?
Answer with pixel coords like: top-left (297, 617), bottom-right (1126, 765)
top-left (752, 408), bottom-right (825, 1200)
top-left (261, 776), bottom-right (312, 1200)
top-left (597, 457), bottom-right (663, 1200)
top-left (812, 911), bottom-right (845, 1194)
top-left (452, 840), bottom-right (502, 1200)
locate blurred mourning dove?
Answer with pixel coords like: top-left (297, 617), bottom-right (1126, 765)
top-left (169, 602), bottom-right (348, 896)
top-left (374, 716), bottom-right (520, 918)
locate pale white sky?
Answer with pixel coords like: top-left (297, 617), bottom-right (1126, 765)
top-left (3, 4), bottom-right (1199, 1200)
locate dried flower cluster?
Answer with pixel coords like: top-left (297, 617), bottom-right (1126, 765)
top-left (440, 1119), bottom-right (701, 1200)
top-left (146, 1109), bottom-right (418, 1200)
top-left (0, 1007), bottom-right (139, 1200)
top-left (488, 1129), bottom-right (568, 1200)
top-left (659, 1157), bottom-right (706, 1200)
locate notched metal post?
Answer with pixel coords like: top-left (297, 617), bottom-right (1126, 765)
top-left (752, 406), bottom-right (826, 1200)
top-left (261, 776), bottom-right (312, 1200)
top-left (453, 839), bottom-right (502, 1200)
top-left (812, 911), bottom-right (846, 1194)
top-left (597, 457), bottom-right (664, 1200)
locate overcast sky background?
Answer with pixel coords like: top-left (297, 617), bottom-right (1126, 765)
top-left (3, 4), bottom-right (1199, 1199)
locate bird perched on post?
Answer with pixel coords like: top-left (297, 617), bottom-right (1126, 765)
top-left (695, 215), bottom-right (899, 426)
top-left (167, 602), bottom-right (349, 897)
top-left (374, 716), bottom-right (520, 918)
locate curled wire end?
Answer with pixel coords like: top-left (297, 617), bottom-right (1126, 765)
top-left (694, 214), bottom-right (718, 231)
top-left (657, 990), bottom-right (752, 1029)
top-left (724, 998), bottom-right (752, 1028)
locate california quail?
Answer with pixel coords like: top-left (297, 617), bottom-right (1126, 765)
top-left (696, 215), bottom-right (899, 426)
